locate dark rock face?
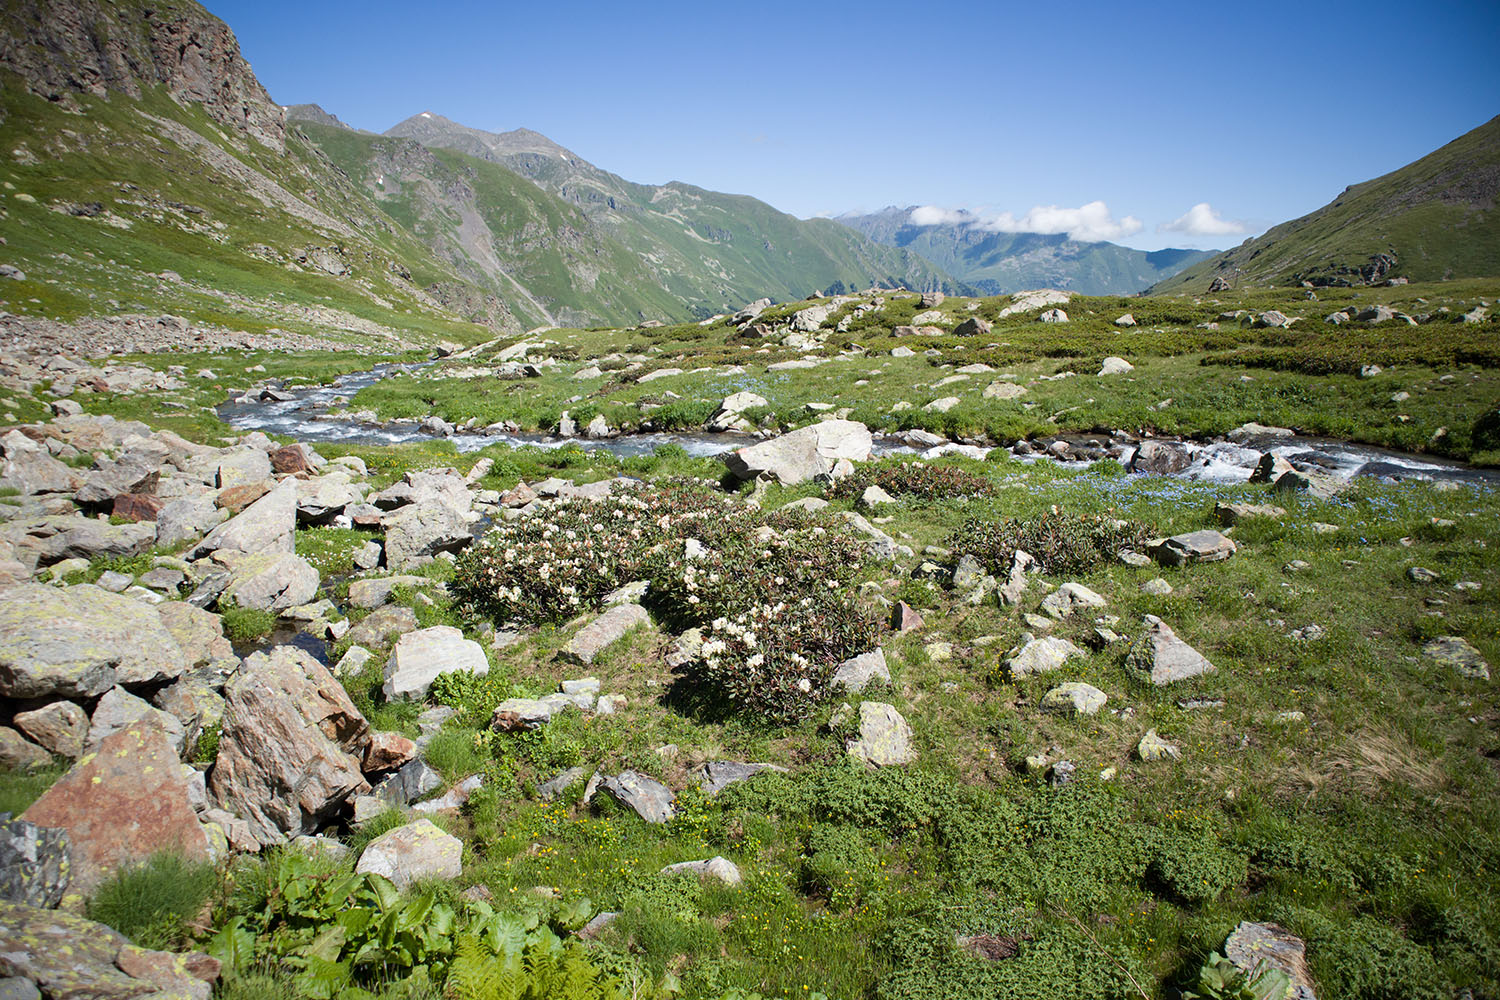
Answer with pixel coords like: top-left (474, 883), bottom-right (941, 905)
top-left (0, 0), bottom-right (285, 149)
top-left (0, 817), bottom-right (70, 908)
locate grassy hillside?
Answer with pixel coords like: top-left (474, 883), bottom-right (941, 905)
top-left (838, 207), bottom-right (1217, 295)
top-left (1153, 116), bottom-right (1500, 293)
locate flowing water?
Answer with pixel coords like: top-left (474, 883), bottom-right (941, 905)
top-left (217, 365), bottom-right (1498, 489)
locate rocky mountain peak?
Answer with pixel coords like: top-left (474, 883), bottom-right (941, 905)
top-left (0, 0), bottom-right (285, 149)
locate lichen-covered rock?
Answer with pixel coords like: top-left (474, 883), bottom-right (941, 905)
top-left (1041, 682), bottom-right (1107, 716)
top-left (1150, 530), bottom-right (1236, 566)
top-left (208, 646), bottom-right (369, 845)
top-left (1223, 921), bottom-right (1317, 1000)
top-left (0, 817), bottom-right (70, 908)
top-left (1003, 636), bottom-right (1083, 678)
top-left (1421, 636), bottom-right (1490, 680)
top-left (186, 479), bottom-right (296, 559)
top-left (21, 723), bottom-right (208, 898)
top-left (383, 626), bottom-right (488, 701)
top-left (0, 584), bottom-right (187, 699)
top-left (354, 819), bottom-right (462, 890)
top-left (692, 761), bottom-right (788, 795)
top-left (216, 550), bottom-right (320, 612)
top-left (1126, 617), bottom-right (1216, 685)
top-left (0, 729), bottom-right (49, 772)
top-left (84, 686), bottom-right (185, 758)
top-left (846, 702), bottom-right (914, 767)
top-left (12, 701), bottom-right (87, 759)
top-left (1040, 582), bottom-right (1107, 620)
top-left (660, 856), bottom-right (741, 885)
top-left (382, 502), bottom-right (474, 569)
top-left (832, 648), bottom-right (890, 693)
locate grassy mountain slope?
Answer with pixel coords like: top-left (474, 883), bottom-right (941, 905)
top-left (1152, 116), bottom-right (1500, 293)
top-left (0, 1), bottom-right (504, 347)
top-left (839, 206), bottom-right (1217, 296)
top-left (382, 113), bottom-right (955, 311)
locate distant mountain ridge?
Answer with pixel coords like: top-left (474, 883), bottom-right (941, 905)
top-left (836, 207), bottom-right (1216, 296)
top-left (1152, 116), bottom-right (1500, 292)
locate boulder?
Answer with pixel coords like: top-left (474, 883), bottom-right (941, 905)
top-left (1136, 729), bottom-right (1181, 761)
top-left (347, 575), bottom-right (426, 609)
top-left (384, 626), bottom-right (488, 701)
top-left (213, 448), bottom-right (273, 488)
top-left (1272, 469), bottom-right (1343, 501)
top-left (1041, 682), bottom-right (1107, 717)
top-left (296, 473), bottom-right (362, 525)
top-left (537, 766), bottom-right (593, 801)
top-left (84, 687), bottom-right (185, 758)
top-left (1040, 582), bottom-right (1107, 620)
top-left (1038, 308), bottom-right (1068, 323)
top-left (0, 816), bottom-right (70, 908)
top-left (846, 702), bottom-right (914, 767)
top-left (355, 819), bottom-right (462, 890)
top-left (598, 771), bottom-right (675, 822)
top-left (208, 646), bottom-right (370, 845)
top-left (22, 723), bottom-right (208, 897)
top-left (562, 604), bottom-right (650, 666)
top-left (1003, 636), bottom-right (1082, 678)
top-left (217, 550), bottom-right (320, 612)
top-left (0, 584), bottom-right (187, 699)
top-left (1098, 356), bottom-right (1133, 376)
top-left (362, 732), bottom-right (417, 773)
top-left (1150, 530), bottom-right (1236, 566)
top-left (0, 432), bottom-right (82, 495)
top-left (186, 479), bottom-right (296, 559)
top-left (0, 729), bottom-right (49, 772)
top-left (706, 392), bottom-right (768, 432)
top-left (155, 495), bottom-right (226, 547)
top-left (832, 648), bottom-right (890, 693)
top-left (343, 604), bottom-right (418, 650)
top-left (1131, 440), bottom-right (1193, 475)
top-left (1227, 423), bottom-right (1295, 444)
top-left (1248, 452), bottom-right (1296, 483)
top-left (660, 856), bottom-right (741, 885)
top-left (12, 701), bottom-right (88, 759)
top-left (372, 759), bottom-right (444, 809)
top-left (382, 502), bottom-right (473, 569)
top-left (1126, 617), bottom-right (1216, 685)
top-left (1214, 502), bottom-right (1285, 526)
top-left (953, 317), bottom-right (991, 337)
top-left (269, 445), bottom-right (313, 474)
top-left (723, 420), bottom-right (872, 485)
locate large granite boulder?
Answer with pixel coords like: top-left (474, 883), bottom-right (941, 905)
top-left (0, 431), bottom-right (82, 495)
top-left (186, 479), bottom-right (296, 559)
top-left (1003, 636), bottom-right (1083, 678)
top-left (209, 646), bottom-right (370, 845)
top-left (354, 819), bottom-right (462, 890)
top-left (382, 502), bottom-right (474, 569)
top-left (1150, 530), bottom-right (1236, 567)
top-left (0, 584), bottom-right (187, 699)
top-left (21, 723), bottom-right (209, 898)
top-left (723, 420), bottom-right (872, 485)
top-left (84, 687), bottom-right (186, 758)
top-left (216, 550), bottom-right (320, 612)
top-left (383, 626), bottom-right (488, 701)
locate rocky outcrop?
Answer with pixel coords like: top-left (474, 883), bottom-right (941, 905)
top-left (209, 646), bottom-right (370, 845)
top-left (0, 0), bottom-right (286, 149)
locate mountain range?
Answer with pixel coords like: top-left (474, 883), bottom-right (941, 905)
top-left (834, 207), bottom-right (1217, 296)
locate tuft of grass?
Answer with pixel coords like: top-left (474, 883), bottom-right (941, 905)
top-left (86, 851), bottom-right (218, 950)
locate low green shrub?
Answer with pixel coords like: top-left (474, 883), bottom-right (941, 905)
top-left (1145, 828), bottom-right (1248, 905)
top-left (947, 508), bottom-right (1152, 575)
top-left (220, 602), bottom-right (277, 644)
top-left (827, 461), bottom-right (997, 501)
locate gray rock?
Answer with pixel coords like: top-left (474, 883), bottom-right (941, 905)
top-left (660, 856), bottom-right (741, 885)
top-left (537, 766), bottom-right (593, 801)
top-left (355, 819), bottom-right (462, 889)
top-left (0, 584), bottom-right (187, 698)
top-left (1421, 636), bottom-right (1490, 680)
top-left (1040, 582), bottom-right (1107, 619)
top-left (1223, 921), bottom-right (1318, 1000)
top-left (1041, 682), bottom-right (1106, 716)
top-left (85, 687), bottom-right (185, 758)
top-left (0, 976), bottom-right (40, 1000)
top-left (0, 729), bottom-right (49, 772)
top-left (348, 575), bottom-right (426, 609)
top-left (383, 501), bottom-right (473, 569)
top-left (723, 420), bottom-right (872, 485)
top-left (1038, 308), bottom-right (1068, 323)
top-left (217, 550), bottom-right (320, 612)
top-left (562, 603), bottom-right (650, 665)
top-left (1150, 530), bottom-right (1236, 567)
top-left (343, 604), bottom-right (418, 650)
top-left (599, 771), bottom-right (675, 822)
top-left (1248, 452), bottom-right (1296, 483)
top-left (1273, 469), bottom-right (1343, 501)
top-left (1140, 577), bottom-right (1173, 596)
top-left (155, 495), bottom-right (226, 547)
top-left (374, 759), bottom-right (444, 808)
top-left (187, 479), bottom-right (296, 559)
top-left (832, 648), bottom-right (890, 693)
top-left (490, 697), bottom-right (563, 732)
top-left (411, 774), bottom-right (484, 815)
top-left (1406, 566), bottom-right (1440, 584)
top-left (859, 485), bottom-right (896, 508)
top-left (1127, 617), bottom-right (1216, 685)
top-left (1214, 502), bottom-right (1285, 526)
top-left (1131, 440), bottom-right (1193, 475)
top-left (997, 549), bottom-right (1037, 606)
top-left (384, 626), bottom-right (488, 701)
top-left (1098, 356), bottom-right (1133, 376)
top-left (692, 760), bottom-right (788, 795)
top-left (846, 702), bottom-right (914, 767)
top-left (1003, 636), bottom-right (1083, 678)
top-left (1136, 729), bottom-right (1181, 761)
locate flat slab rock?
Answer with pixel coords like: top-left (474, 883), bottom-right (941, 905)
top-left (21, 723), bottom-right (208, 900)
top-left (1150, 530), bottom-right (1236, 566)
top-left (693, 760), bottom-right (788, 795)
top-left (562, 603), bottom-right (650, 666)
top-left (723, 419), bottom-right (872, 485)
top-left (1003, 636), bottom-right (1083, 678)
top-left (355, 818), bottom-right (463, 890)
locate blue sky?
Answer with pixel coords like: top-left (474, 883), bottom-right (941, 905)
top-left (215, 0), bottom-right (1499, 251)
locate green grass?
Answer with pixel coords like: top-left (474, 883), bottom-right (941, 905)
top-left (85, 850), bottom-right (218, 951)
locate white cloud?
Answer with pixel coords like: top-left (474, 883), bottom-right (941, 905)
top-left (977, 201), bottom-right (1143, 242)
top-left (909, 201), bottom-right (1142, 243)
top-left (1158, 202), bottom-right (1246, 236)
top-left (908, 205), bottom-right (971, 227)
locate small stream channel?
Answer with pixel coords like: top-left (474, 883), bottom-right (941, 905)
top-left (217, 364), bottom-right (1499, 489)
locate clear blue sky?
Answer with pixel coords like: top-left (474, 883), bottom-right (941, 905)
top-left (213, 0), bottom-right (1499, 250)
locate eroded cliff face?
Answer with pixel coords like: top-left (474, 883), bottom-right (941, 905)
top-left (0, 0), bottom-right (285, 149)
